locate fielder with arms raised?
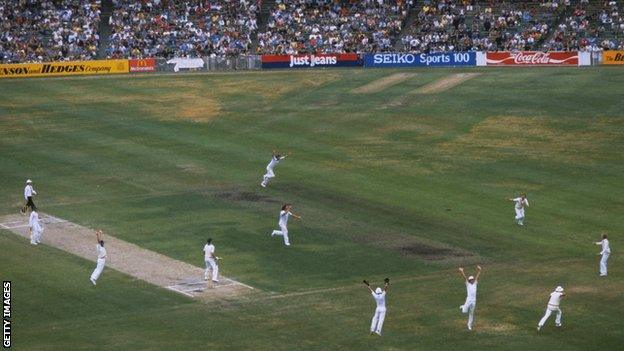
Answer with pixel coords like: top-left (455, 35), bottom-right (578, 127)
top-left (363, 278), bottom-right (390, 336)
top-left (261, 151), bottom-right (288, 188)
top-left (90, 230), bottom-right (107, 285)
top-left (458, 265), bottom-right (482, 331)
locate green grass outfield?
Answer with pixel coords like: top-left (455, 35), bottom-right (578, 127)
top-left (0, 67), bottom-right (623, 350)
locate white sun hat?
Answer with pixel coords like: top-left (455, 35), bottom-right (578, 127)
top-left (26, 179), bottom-right (32, 183)
top-left (555, 286), bottom-right (564, 292)
top-left (468, 275), bottom-right (475, 281)
top-left (375, 287), bottom-right (382, 294)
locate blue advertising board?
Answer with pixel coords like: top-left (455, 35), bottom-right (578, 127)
top-left (364, 52), bottom-right (476, 67)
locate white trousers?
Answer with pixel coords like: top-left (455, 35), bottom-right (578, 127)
top-left (538, 306), bottom-right (562, 327)
top-left (461, 299), bottom-right (476, 328)
top-left (600, 253), bottom-right (610, 276)
top-left (515, 208), bottom-right (525, 220)
top-left (263, 166), bottom-right (275, 182)
top-left (204, 258), bottom-right (219, 282)
top-left (90, 258), bottom-right (106, 281)
top-left (30, 226), bottom-right (43, 244)
top-left (370, 308), bottom-right (386, 334)
top-left (272, 224), bottom-right (290, 245)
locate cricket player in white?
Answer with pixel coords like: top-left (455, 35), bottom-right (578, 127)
top-left (28, 209), bottom-right (43, 245)
top-left (270, 204), bottom-right (301, 246)
top-left (508, 193), bottom-right (529, 225)
top-left (90, 230), bottom-right (107, 285)
top-left (203, 238), bottom-right (220, 282)
top-left (21, 179), bottom-right (37, 214)
top-left (363, 278), bottom-right (390, 336)
top-left (595, 234), bottom-right (611, 277)
top-left (458, 265), bottom-right (482, 330)
top-left (261, 151), bottom-right (288, 188)
top-left (537, 286), bottom-right (565, 331)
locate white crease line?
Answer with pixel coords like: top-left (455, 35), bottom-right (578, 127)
top-left (3, 224), bottom-right (29, 229)
top-left (225, 278), bottom-right (255, 290)
top-left (43, 214), bottom-right (67, 223)
top-left (1, 221), bottom-right (24, 225)
top-left (0, 223), bottom-right (9, 229)
top-left (166, 286), bottom-right (195, 298)
top-left (175, 281), bottom-right (206, 287)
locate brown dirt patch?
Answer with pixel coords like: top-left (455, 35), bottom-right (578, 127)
top-left (485, 180), bottom-right (544, 191)
top-left (349, 230), bottom-right (475, 262)
top-left (414, 73), bottom-right (480, 94)
top-left (215, 73), bottom-right (339, 100)
top-left (351, 73), bottom-right (417, 94)
top-left (214, 190), bottom-right (278, 203)
top-left (398, 243), bottom-right (470, 260)
top-left (477, 319), bottom-right (518, 333)
top-left (385, 73), bottom-right (480, 107)
top-left (437, 116), bottom-right (623, 163)
top-left (176, 163), bottom-right (206, 175)
top-left (568, 286), bottom-right (599, 294)
top-left (0, 213), bottom-right (255, 300)
top-left (48, 80), bottom-right (222, 123)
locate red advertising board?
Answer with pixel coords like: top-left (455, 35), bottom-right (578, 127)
top-left (129, 58), bottom-right (156, 72)
top-left (486, 52), bottom-right (578, 66)
top-left (261, 53), bottom-right (361, 68)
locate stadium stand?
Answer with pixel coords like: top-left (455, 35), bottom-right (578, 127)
top-left (2, 0), bottom-right (624, 63)
top-left (399, 0), bottom-right (568, 53)
top-left (256, 0), bottom-right (414, 55)
top-left (543, 0), bottom-right (624, 51)
top-left (106, 0), bottom-right (259, 59)
top-left (0, 0), bottom-right (101, 63)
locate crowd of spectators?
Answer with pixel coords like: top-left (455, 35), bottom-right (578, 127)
top-left (399, 0), bottom-right (566, 53)
top-left (2, 0), bottom-right (624, 64)
top-left (257, 0), bottom-right (413, 55)
top-left (0, 0), bottom-right (101, 63)
top-left (543, 0), bottom-right (624, 51)
top-left (106, 0), bottom-right (259, 59)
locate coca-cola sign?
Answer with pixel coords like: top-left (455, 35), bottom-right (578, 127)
top-left (486, 52), bottom-right (578, 66)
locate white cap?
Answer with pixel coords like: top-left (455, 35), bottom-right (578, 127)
top-left (375, 287), bottom-right (382, 294)
top-left (26, 179), bottom-right (32, 183)
top-left (468, 276), bottom-right (474, 281)
top-left (555, 286), bottom-right (564, 292)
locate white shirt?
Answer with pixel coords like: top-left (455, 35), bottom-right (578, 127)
top-left (548, 291), bottom-right (563, 306)
top-left (24, 184), bottom-right (36, 199)
top-left (96, 244), bottom-right (107, 260)
top-left (29, 211), bottom-right (39, 228)
top-left (465, 281), bottom-right (478, 301)
top-left (513, 197), bottom-right (529, 210)
top-left (279, 210), bottom-right (292, 226)
top-left (597, 239), bottom-right (611, 254)
top-left (372, 291), bottom-right (386, 310)
top-left (204, 243), bottom-right (215, 260)
top-left (267, 156), bottom-right (282, 169)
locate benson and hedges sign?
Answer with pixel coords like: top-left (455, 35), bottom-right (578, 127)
top-left (602, 50), bottom-right (624, 65)
top-left (0, 59), bottom-right (129, 78)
